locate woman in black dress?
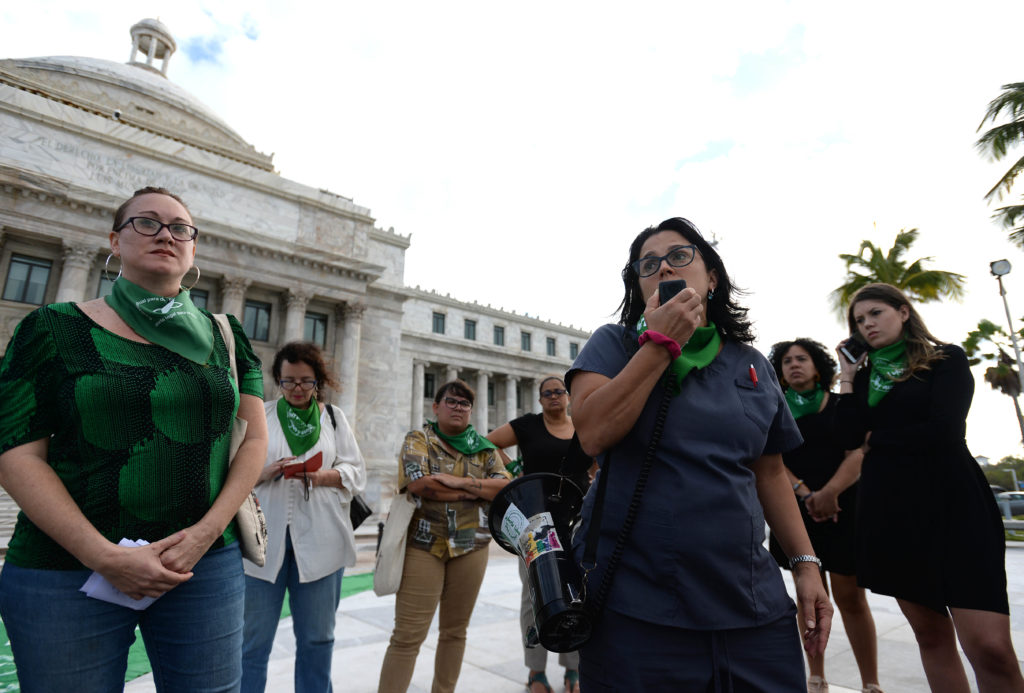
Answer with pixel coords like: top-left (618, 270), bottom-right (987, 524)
top-left (837, 283), bottom-right (1023, 692)
top-left (487, 376), bottom-right (589, 693)
top-left (768, 338), bottom-right (881, 693)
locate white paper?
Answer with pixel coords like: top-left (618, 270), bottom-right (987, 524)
top-left (80, 538), bottom-right (159, 611)
top-left (500, 502), bottom-right (529, 547)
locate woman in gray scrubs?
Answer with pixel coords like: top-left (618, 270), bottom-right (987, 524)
top-left (567, 217), bottom-right (832, 691)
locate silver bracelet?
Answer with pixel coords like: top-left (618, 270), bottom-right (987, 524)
top-left (788, 554), bottom-right (822, 570)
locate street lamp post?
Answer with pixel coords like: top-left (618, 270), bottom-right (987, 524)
top-left (990, 259), bottom-right (1024, 396)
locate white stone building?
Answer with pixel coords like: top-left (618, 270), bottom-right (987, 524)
top-left (0, 19), bottom-right (589, 509)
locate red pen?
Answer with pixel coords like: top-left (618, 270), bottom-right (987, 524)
top-left (749, 364), bottom-right (758, 388)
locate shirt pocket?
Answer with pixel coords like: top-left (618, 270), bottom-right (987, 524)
top-left (734, 377), bottom-right (775, 435)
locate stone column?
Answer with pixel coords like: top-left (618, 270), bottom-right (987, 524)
top-left (412, 360), bottom-right (426, 429)
top-left (283, 289), bottom-right (309, 342)
top-left (336, 302), bottom-right (365, 423)
top-left (526, 379), bottom-right (542, 414)
top-left (220, 276), bottom-right (251, 318)
top-left (55, 243), bottom-right (98, 303)
top-left (445, 366), bottom-right (459, 384)
top-left (475, 371), bottom-right (491, 432)
top-left (504, 374), bottom-right (519, 457)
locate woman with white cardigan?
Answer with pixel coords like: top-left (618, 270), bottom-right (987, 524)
top-left (241, 341), bottom-right (367, 693)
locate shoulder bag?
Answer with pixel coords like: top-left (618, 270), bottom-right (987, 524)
top-left (212, 314), bottom-right (268, 567)
top-left (324, 404), bottom-right (373, 529)
top-left (372, 490), bottom-right (416, 596)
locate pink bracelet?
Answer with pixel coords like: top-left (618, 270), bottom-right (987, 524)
top-left (638, 330), bottom-right (682, 360)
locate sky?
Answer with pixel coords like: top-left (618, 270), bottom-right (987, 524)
top-left (4, 1), bottom-right (1024, 466)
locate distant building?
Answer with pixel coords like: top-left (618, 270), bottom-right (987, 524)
top-left (0, 19), bottom-right (589, 508)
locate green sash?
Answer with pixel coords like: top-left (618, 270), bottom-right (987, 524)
top-left (636, 317), bottom-right (722, 393)
top-left (867, 340), bottom-right (907, 407)
top-left (429, 421), bottom-right (497, 455)
top-left (277, 398), bottom-right (322, 456)
top-left (105, 278), bottom-right (213, 364)
top-left (785, 384), bottom-right (824, 419)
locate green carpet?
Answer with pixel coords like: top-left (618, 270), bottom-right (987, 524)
top-left (0, 571), bottom-right (375, 690)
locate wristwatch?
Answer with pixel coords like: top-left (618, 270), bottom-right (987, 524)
top-left (788, 554), bottom-right (822, 570)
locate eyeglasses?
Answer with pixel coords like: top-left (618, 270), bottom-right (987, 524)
top-left (442, 396), bottom-right (473, 411)
top-left (119, 217), bottom-right (199, 242)
top-left (541, 388), bottom-right (568, 398)
top-left (280, 379), bottom-right (317, 391)
top-left (631, 245), bottom-right (698, 278)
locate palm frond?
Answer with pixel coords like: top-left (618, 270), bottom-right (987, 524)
top-left (978, 82), bottom-right (1024, 131)
top-left (983, 152), bottom-right (1024, 202)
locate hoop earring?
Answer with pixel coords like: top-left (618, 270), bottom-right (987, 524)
top-left (182, 264), bottom-right (201, 292)
top-left (104, 253), bottom-right (122, 283)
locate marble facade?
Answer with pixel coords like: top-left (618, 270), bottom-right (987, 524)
top-left (0, 20), bottom-right (590, 514)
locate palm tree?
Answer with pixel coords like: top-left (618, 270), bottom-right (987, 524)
top-left (963, 318), bottom-right (1024, 444)
top-left (976, 82), bottom-right (1024, 246)
top-left (829, 228), bottom-right (966, 318)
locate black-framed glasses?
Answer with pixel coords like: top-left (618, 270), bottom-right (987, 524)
top-left (119, 217), bottom-right (199, 242)
top-left (442, 396), bottom-right (473, 411)
top-left (280, 379), bottom-right (317, 391)
top-left (631, 245), bottom-right (698, 278)
top-left (541, 388), bottom-right (568, 398)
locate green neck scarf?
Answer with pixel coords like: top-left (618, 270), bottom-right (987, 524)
top-left (277, 398), bottom-right (322, 456)
top-left (636, 317), bottom-right (722, 393)
top-left (105, 278), bottom-right (213, 364)
top-left (867, 340), bottom-right (907, 407)
top-left (785, 384), bottom-right (825, 419)
top-left (429, 421), bottom-right (497, 455)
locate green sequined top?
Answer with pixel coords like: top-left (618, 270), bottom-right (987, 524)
top-left (0, 303), bottom-right (264, 570)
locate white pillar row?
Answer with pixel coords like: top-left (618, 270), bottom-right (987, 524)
top-left (528, 379), bottom-right (543, 414)
top-left (504, 374), bottom-right (519, 458)
top-left (411, 360), bottom-right (426, 429)
top-left (445, 366), bottom-right (459, 384)
top-left (336, 302), bottom-right (365, 423)
top-left (55, 243), bottom-right (99, 303)
top-left (283, 289), bottom-right (309, 343)
top-left (219, 276), bottom-right (250, 319)
top-left (475, 370), bottom-right (491, 433)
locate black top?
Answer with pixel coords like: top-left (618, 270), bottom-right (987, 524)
top-left (835, 344), bottom-right (1007, 613)
top-left (769, 395), bottom-right (858, 575)
top-left (509, 413), bottom-right (590, 491)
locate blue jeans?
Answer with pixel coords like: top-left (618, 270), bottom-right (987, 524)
top-left (241, 531), bottom-right (344, 693)
top-left (0, 543), bottom-right (245, 693)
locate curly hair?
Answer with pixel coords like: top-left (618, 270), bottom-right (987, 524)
top-left (271, 341), bottom-right (340, 402)
top-left (846, 283), bottom-right (946, 380)
top-left (768, 338), bottom-right (838, 390)
top-left (112, 186), bottom-right (192, 230)
top-left (434, 378), bottom-right (475, 405)
top-left (616, 217), bottom-right (754, 344)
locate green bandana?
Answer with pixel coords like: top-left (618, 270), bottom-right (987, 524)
top-left (277, 398), bottom-right (322, 456)
top-left (429, 421), bottom-right (497, 455)
top-left (105, 278), bottom-right (213, 364)
top-left (867, 340), bottom-right (907, 407)
top-left (785, 384), bottom-right (825, 419)
top-left (636, 317), bottom-right (722, 393)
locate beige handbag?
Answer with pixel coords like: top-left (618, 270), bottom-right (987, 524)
top-left (212, 314), bottom-right (267, 567)
top-left (373, 491), bottom-right (416, 596)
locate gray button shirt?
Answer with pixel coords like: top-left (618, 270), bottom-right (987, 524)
top-left (568, 324), bottom-right (803, 629)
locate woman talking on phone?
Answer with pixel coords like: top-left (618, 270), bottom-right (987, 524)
top-left (567, 217), bottom-right (831, 690)
top-left (836, 283), bottom-right (1023, 692)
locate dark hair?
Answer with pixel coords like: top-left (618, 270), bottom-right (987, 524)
top-left (768, 338), bottom-right (838, 390)
top-left (846, 283), bottom-right (946, 380)
top-left (538, 376), bottom-right (565, 394)
top-left (617, 217), bottom-right (754, 343)
top-left (113, 186), bottom-right (192, 230)
top-left (434, 378), bottom-right (475, 405)
top-left (271, 341), bottom-right (340, 402)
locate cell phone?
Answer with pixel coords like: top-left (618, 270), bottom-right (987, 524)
top-left (659, 279), bottom-right (686, 305)
top-left (840, 333), bottom-right (868, 363)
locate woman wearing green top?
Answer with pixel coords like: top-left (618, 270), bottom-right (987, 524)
top-left (0, 186), bottom-right (268, 692)
top-left (378, 379), bottom-right (511, 693)
top-left (836, 283), bottom-right (1023, 692)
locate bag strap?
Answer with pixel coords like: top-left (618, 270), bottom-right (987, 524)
top-left (582, 370), bottom-right (674, 617)
top-left (326, 402), bottom-right (337, 430)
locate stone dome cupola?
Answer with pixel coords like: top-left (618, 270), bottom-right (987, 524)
top-left (128, 18), bottom-right (176, 77)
